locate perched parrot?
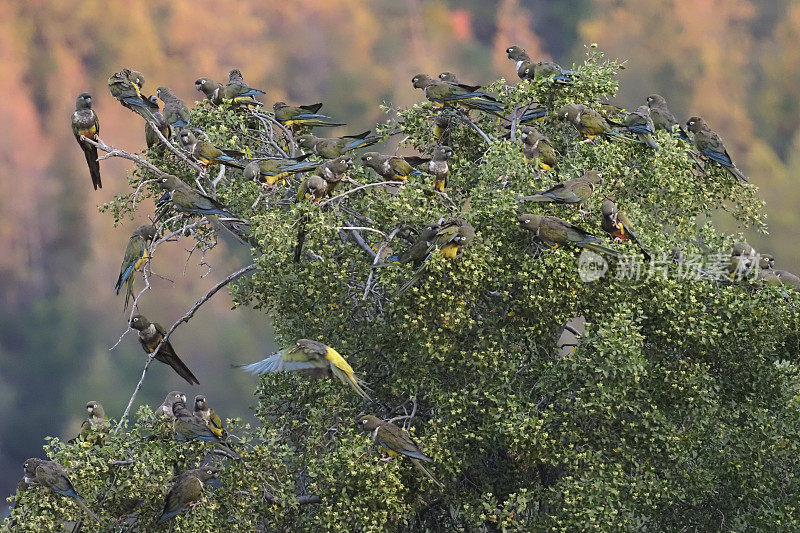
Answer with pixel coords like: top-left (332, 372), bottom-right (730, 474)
top-left (686, 116), bottom-right (748, 182)
top-left (157, 174), bottom-right (239, 219)
top-left (23, 458), bottom-right (100, 522)
top-left (171, 399), bottom-right (226, 442)
top-left (315, 155), bottom-right (353, 195)
top-left (384, 222), bottom-right (442, 267)
top-left (129, 314), bottom-right (200, 385)
top-left (108, 68), bottom-right (158, 123)
top-left (297, 174), bottom-right (328, 203)
top-left (645, 94), bottom-right (690, 141)
top-left (156, 391), bottom-right (187, 419)
top-left (518, 214), bottom-right (621, 256)
top-left (70, 93), bottom-right (102, 190)
top-left (505, 45), bottom-right (532, 79)
top-left (221, 68), bottom-right (266, 104)
top-left (156, 86), bottom-right (191, 130)
top-left (297, 130), bottom-right (380, 159)
top-left (195, 77), bottom-right (224, 105)
top-left (356, 415), bottom-right (443, 488)
top-left (156, 466), bottom-right (219, 524)
top-left (759, 255), bottom-right (800, 291)
top-left (361, 152), bottom-right (422, 182)
top-left (272, 102), bottom-right (345, 127)
top-left (144, 96), bottom-right (172, 149)
top-left (419, 146), bottom-right (453, 193)
top-left (623, 105), bottom-right (660, 149)
top-left (237, 339), bottom-right (371, 401)
top-left (114, 224), bottom-right (157, 311)
top-left (727, 241), bottom-right (757, 279)
top-left (520, 170), bottom-right (602, 206)
top-left (68, 401), bottom-right (106, 445)
top-left (412, 74), bottom-right (504, 115)
top-left (178, 130), bottom-right (245, 168)
top-left (519, 61), bottom-right (573, 84)
top-left (243, 155), bottom-right (319, 186)
top-left (520, 126), bottom-right (557, 171)
top-left (600, 200), bottom-right (651, 259)
top-left (432, 111), bottom-right (453, 145)
top-left (391, 219), bottom-right (475, 298)
top-left (194, 395), bottom-right (227, 439)
top-left (437, 71), bottom-right (463, 84)
top-left (557, 103), bottom-right (619, 141)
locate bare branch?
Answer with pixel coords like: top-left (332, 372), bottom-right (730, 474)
top-left (363, 227), bottom-right (401, 300)
top-left (337, 226), bottom-right (388, 238)
top-left (82, 136), bottom-right (168, 177)
top-left (320, 181), bottom-right (405, 206)
top-left (115, 263), bottom-right (258, 430)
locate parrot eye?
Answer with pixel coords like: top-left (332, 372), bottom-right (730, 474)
top-left (524, 219), bottom-right (530, 224)
top-left (361, 418), bottom-right (368, 425)
top-left (206, 469), bottom-right (213, 475)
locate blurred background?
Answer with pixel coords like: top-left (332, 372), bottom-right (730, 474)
top-left (1, 0), bottom-right (798, 512)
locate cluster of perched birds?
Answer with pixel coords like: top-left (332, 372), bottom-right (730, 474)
top-left (40, 43), bottom-right (799, 526)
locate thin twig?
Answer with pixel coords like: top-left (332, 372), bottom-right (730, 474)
top-left (363, 227), bottom-right (401, 300)
top-left (452, 112), bottom-right (494, 144)
top-left (337, 227), bottom-right (387, 238)
top-left (115, 263), bottom-right (258, 430)
top-left (320, 181), bottom-right (404, 206)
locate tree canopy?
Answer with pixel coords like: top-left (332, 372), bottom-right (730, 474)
top-left (5, 46), bottom-right (800, 532)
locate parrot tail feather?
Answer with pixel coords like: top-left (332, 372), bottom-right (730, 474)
top-left (411, 459), bottom-right (444, 489)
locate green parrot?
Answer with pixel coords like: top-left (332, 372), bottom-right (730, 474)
top-left (156, 466), bottom-right (219, 524)
top-left (23, 458), bottom-right (100, 522)
top-left (391, 219), bottom-right (475, 298)
top-left (557, 103), bottom-right (619, 141)
top-left (156, 86), bottom-right (190, 130)
top-left (411, 74), bottom-right (503, 114)
top-left (315, 155), bottom-right (353, 195)
top-left (520, 170), bottom-right (602, 206)
top-left (519, 61), bottom-right (573, 83)
top-left (237, 339), bottom-right (371, 401)
top-left (156, 174), bottom-right (240, 219)
top-left (422, 146), bottom-right (452, 192)
top-left (686, 116), bottom-right (748, 181)
top-left (505, 45), bottom-right (532, 79)
top-left (432, 111), bottom-right (453, 145)
top-left (194, 395), bottom-right (227, 439)
top-left (383, 222), bottom-right (442, 266)
top-left (356, 415), bottom-right (443, 488)
top-left (517, 214), bottom-right (621, 256)
top-left (297, 174), bottom-right (328, 203)
top-left (156, 391), bottom-right (187, 419)
top-left (273, 102), bottom-right (345, 127)
top-left (623, 105), bottom-right (660, 149)
top-left (70, 93), bottom-right (102, 190)
top-left (600, 200), bottom-right (651, 259)
top-left (107, 68), bottom-right (158, 123)
top-left (243, 155), bottom-right (319, 187)
top-left (645, 94), bottom-right (690, 141)
top-left (361, 152), bottom-right (422, 182)
top-left (221, 68), bottom-right (266, 104)
top-left (144, 95), bottom-right (172, 149)
top-left (726, 241), bottom-right (757, 280)
top-left (297, 130), bottom-right (380, 159)
top-left (129, 314), bottom-right (200, 385)
top-left (115, 224), bottom-right (157, 311)
top-left (178, 130), bottom-right (245, 168)
top-left (68, 401), bottom-right (106, 445)
top-left (758, 255), bottom-right (800, 291)
top-left (171, 398), bottom-right (228, 442)
top-left (520, 126), bottom-right (558, 171)
top-left (195, 77), bottom-right (224, 105)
